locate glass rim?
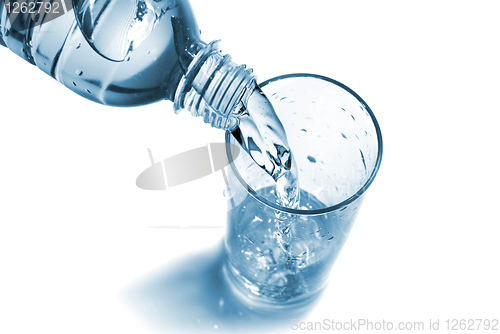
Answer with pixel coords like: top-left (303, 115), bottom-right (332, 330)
top-left (225, 73), bottom-right (383, 215)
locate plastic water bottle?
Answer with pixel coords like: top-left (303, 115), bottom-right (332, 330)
top-left (0, 0), bottom-right (260, 131)
top-left (0, 0), bottom-right (299, 205)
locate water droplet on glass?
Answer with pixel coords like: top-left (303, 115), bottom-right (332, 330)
top-left (359, 149), bottom-right (367, 173)
top-left (307, 156), bottom-right (316, 163)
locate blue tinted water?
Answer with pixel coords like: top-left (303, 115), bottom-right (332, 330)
top-left (225, 187), bottom-right (346, 304)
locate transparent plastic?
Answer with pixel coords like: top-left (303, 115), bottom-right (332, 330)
top-left (0, 0), bottom-right (256, 130)
top-left (224, 74), bottom-right (383, 305)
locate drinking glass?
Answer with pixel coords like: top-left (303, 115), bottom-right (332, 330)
top-left (223, 73), bottom-right (382, 306)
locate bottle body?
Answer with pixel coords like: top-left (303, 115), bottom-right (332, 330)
top-left (0, 0), bottom-right (200, 106)
top-left (0, 0), bottom-right (282, 138)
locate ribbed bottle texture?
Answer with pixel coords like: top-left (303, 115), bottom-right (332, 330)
top-left (174, 41), bottom-right (257, 131)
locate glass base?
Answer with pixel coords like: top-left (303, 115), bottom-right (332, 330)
top-left (222, 261), bottom-right (324, 311)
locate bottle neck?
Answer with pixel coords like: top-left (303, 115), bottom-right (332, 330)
top-left (173, 41), bottom-right (257, 131)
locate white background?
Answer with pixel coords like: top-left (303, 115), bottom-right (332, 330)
top-left (1, 1), bottom-right (499, 333)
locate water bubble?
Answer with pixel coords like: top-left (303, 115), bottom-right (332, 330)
top-left (268, 272), bottom-right (287, 286)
